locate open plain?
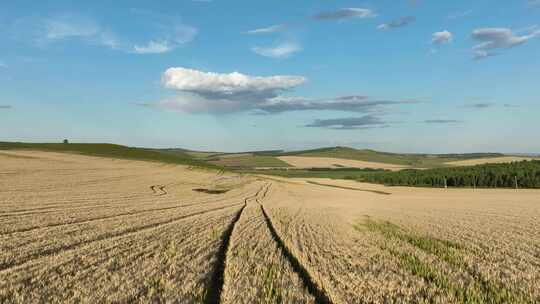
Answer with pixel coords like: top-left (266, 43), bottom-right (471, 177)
top-left (1, 150), bottom-right (539, 303)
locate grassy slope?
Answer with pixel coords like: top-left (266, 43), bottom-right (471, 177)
top-left (208, 155), bottom-right (291, 168)
top-left (280, 147), bottom-right (503, 168)
top-left (238, 168), bottom-right (382, 179)
top-left (0, 142), bottom-right (217, 168)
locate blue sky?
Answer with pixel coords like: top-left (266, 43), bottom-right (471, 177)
top-left (1, 0), bottom-right (539, 153)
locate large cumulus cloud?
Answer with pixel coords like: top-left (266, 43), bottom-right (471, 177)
top-left (141, 67), bottom-right (418, 115)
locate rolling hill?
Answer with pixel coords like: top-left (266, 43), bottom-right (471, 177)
top-left (278, 146), bottom-right (504, 168)
top-left (0, 142), bottom-right (215, 168)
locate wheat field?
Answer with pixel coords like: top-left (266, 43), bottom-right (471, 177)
top-left (1, 151), bottom-right (539, 303)
top-left (445, 156), bottom-right (537, 166)
top-left (278, 156), bottom-right (409, 171)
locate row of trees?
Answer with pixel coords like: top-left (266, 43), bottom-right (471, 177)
top-left (350, 160), bottom-right (540, 188)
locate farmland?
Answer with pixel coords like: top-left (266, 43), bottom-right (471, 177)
top-left (1, 150), bottom-right (539, 303)
top-left (155, 146), bottom-right (527, 171)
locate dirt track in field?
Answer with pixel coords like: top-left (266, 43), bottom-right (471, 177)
top-left (1, 150), bottom-right (539, 303)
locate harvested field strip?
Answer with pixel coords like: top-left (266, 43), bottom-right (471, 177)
top-left (1, 208), bottom-right (234, 302)
top-left (5, 212), bottom-right (227, 278)
top-left (2, 203), bottom-right (220, 235)
top-left (0, 200), bottom-right (246, 253)
top-left (306, 181), bottom-right (391, 195)
top-left (205, 184), bottom-right (265, 304)
top-left (0, 203), bottom-right (243, 272)
top-left (357, 218), bottom-right (535, 303)
top-left (1, 191), bottom-right (253, 235)
top-left (259, 201), bottom-right (332, 304)
top-left (0, 187), bottom-right (248, 217)
top-left (3, 211), bottom-right (226, 279)
top-left (0, 191), bottom-right (253, 228)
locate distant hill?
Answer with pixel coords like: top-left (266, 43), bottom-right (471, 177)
top-left (278, 146), bottom-right (504, 168)
top-left (1, 142), bottom-right (513, 170)
top-left (158, 146), bottom-right (508, 169)
top-left (0, 142), bottom-right (215, 168)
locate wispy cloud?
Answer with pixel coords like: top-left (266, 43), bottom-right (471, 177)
top-left (448, 10), bottom-right (472, 20)
top-left (528, 0), bottom-right (540, 7)
top-left (258, 95), bottom-right (419, 114)
top-left (432, 30), bottom-right (453, 45)
top-left (377, 16), bottom-right (416, 31)
top-left (0, 105), bottom-right (12, 109)
top-left (424, 119), bottom-right (462, 124)
top-left (251, 42), bottom-right (301, 58)
top-left (246, 24), bottom-right (287, 34)
top-left (134, 41), bottom-right (171, 54)
top-left (305, 115), bottom-right (388, 130)
top-left (9, 12), bottom-right (196, 54)
top-left (0, 62), bottom-right (5, 68)
top-left (312, 8), bottom-right (377, 21)
top-left (18, 14), bottom-right (121, 49)
top-left (132, 21), bottom-right (197, 54)
top-left (461, 102), bottom-right (493, 109)
top-left (44, 15), bottom-right (99, 40)
top-left (471, 27), bottom-right (540, 60)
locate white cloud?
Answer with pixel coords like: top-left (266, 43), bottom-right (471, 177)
top-left (473, 28), bottom-right (528, 50)
top-left (251, 42), bottom-right (302, 58)
top-left (312, 8), bottom-right (377, 20)
top-left (0, 62), bottom-right (5, 68)
top-left (139, 67), bottom-right (419, 115)
top-left (246, 24), bottom-right (287, 34)
top-left (153, 66), bottom-right (308, 113)
top-left (162, 67), bottom-right (306, 97)
top-left (134, 40), bottom-right (171, 54)
top-left (432, 30), bottom-right (453, 45)
top-left (471, 27), bottom-right (539, 59)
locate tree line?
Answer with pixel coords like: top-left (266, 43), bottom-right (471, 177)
top-left (349, 160), bottom-right (540, 189)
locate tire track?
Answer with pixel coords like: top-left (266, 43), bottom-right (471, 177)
top-left (204, 184), bottom-right (266, 304)
top-left (150, 185), bottom-right (168, 196)
top-left (257, 183), bottom-right (333, 304)
top-left (0, 202), bottom-right (245, 273)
